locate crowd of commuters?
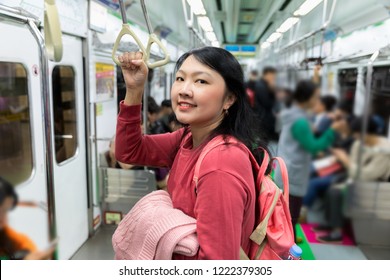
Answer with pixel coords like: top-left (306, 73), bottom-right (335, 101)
top-left (245, 64), bottom-right (390, 244)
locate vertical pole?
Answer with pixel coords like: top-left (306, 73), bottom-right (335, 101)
top-left (143, 80), bottom-right (149, 172)
top-left (28, 19), bottom-right (58, 245)
top-left (356, 51), bottom-right (379, 181)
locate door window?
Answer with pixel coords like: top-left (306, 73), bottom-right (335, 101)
top-left (0, 62), bottom-right (33, 185)
top-left (52, 66), bottom-right (78, 163)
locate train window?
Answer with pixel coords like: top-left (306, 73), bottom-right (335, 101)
top-left (371, 66), bottom-right (390, 136)
top-left (52, 66), bottom-right (78, 164)
top-left (0, 62), bottom-right (33, 185)
top-left (338, 68), bottom-right (358, 114)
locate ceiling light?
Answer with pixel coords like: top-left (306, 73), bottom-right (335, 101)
top-left (261, 42), bottom-right (271, 49)
top-left (206, 32), bottom-right (217, 42)
top-left (267, 32), bottom-right (282, 43)
top-left (187, 0), bottom-right (206, 16)
top-left (277, 17), bottom-right (299, 33)
top-left (198, 16), bottom-right (213, 32)
top-left (294, 0), bottom-right (323, 16)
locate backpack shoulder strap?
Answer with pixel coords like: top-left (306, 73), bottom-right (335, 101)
top-left (193, 136), bottom-right (270, 189)
top-left (193, 136), bottom-right (226, 188)
top-left (271, 157), bottom-right (289, 205)
top-left (249, 184), bottom-right (281, 245)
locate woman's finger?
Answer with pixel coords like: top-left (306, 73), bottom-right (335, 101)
top-left (126, 52), bottom-right (133, 67)
top-left (135, 51), bottom-right (143, 60)
top-left (131, 59), bottom-right (143, 66)
top-left (129, 52), bottom-right (135, 61)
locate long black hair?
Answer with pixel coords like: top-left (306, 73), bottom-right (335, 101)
top-left (174, 47), bottom-right (271, 170)
top-left (0, 177), bottom-right (18, 258)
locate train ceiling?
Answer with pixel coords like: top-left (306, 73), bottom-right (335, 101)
top-left (123, 0), bottom-right (390, 49)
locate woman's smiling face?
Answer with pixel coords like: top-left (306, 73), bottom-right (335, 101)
top-left (171, 55), bottom-right (230, 127)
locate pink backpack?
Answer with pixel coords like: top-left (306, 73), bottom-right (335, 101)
top-left (193, 136), bottom-right (295, 260)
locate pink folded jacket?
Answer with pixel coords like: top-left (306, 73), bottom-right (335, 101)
top-left (112, 190), bottom-right (199, 260)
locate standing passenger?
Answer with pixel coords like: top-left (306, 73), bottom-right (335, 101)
top-left (245, 70), bottom-right (258, 107)
top-left (274, 80), bottom-right (346, 243)
top-left (253, 66), bottom-right (278, 155)
top-left (115, 47), bottom-right (270, 259)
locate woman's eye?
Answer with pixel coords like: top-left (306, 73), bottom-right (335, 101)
top-left (196, 79), bottom-right (207, 84)
top-left (175, 77), bottom-right (184, 81)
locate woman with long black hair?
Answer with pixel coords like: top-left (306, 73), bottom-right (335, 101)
top-left (115, 47), bottom-right (270, 259)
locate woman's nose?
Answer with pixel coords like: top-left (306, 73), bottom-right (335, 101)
top-left (178, 82), bottom-right (193, 97)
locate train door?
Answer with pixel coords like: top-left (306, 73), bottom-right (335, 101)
top-left (0, 15), bottom-right (50, 250)
top-left (49, 34), bottom-right (88, 259)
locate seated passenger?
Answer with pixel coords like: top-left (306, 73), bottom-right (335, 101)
top-left (0, 177), bottom-right (55, 260)
top-left (146, 96), bottom-right (160, 133)
top-left (160, 99), bottom-right (173, 118)
top-left (301, 110), bottom-right (354, 215)
top-left (105, 136), bottom-right (135, 169)
top-left (168, 112), bottom-right (182, 132)
top-left (315, 116), bottom-right (390, 243)
top-left (153, 112), bottom-right (183, 191)
top-left (313, 95), bottom-right (337, 136)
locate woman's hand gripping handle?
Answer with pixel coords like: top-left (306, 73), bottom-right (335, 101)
top-left (118, 51), bottom-right (149, 105)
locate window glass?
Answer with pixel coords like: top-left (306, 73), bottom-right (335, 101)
top-left (0, 62), bottom-right (32, 185)
top-left (338, 68), bottom-right (358, 115)
top-left (372, 66), bottom-right (390, 136)
top-left (52, 66), bottom-right (78, 163)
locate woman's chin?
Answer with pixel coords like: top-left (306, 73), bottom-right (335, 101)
top-left (175, 115), bottom-right (191, 125)
top-left (177, 119), bottom-right (190, 126)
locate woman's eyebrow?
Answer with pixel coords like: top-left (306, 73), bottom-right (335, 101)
top-left (177, 69), bottom-right (212, 78)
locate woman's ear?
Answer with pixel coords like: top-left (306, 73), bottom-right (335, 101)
top-left (224, 93), bottom-right (236, 110)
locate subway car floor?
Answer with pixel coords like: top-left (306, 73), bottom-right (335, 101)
top-left (71, 226), bottom-right (116, 260)
top-left (70, 201), bottom-right (389, 260)
top-left (70, 225), bottom-right (377, 260)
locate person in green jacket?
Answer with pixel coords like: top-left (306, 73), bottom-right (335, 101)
top-left (274, 80), bottom-right (347, 242)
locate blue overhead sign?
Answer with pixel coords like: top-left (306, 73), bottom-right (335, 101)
top-left (224, 45), bottom-right (257, 53)
top-left (241, 45), bottom-right (256, 52)
top-left (225, 45), bottom-right (240, 52)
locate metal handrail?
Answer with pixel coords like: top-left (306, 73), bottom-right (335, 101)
top-left (182, 0), bottom-right (194, 28)
top-left (27, 18), bottom-right (58, 246)
top-left (0, 4), bottom-right (40, 25)
top-left (355, 45), bottom-right (390, 181)
top-left (181, 0), bottom-right (206, 48)
top-left (279, 0), bottom-right (338, 53)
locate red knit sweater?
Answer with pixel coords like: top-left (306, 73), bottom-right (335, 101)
top-left (116, 103), bottom-right (255, 260)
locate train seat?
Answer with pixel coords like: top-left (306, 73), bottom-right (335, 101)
top-left (347, 181), bottom-right (390, 247)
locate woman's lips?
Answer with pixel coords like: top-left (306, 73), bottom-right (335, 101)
top-left (178, 102), bottom-right (196, 111)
